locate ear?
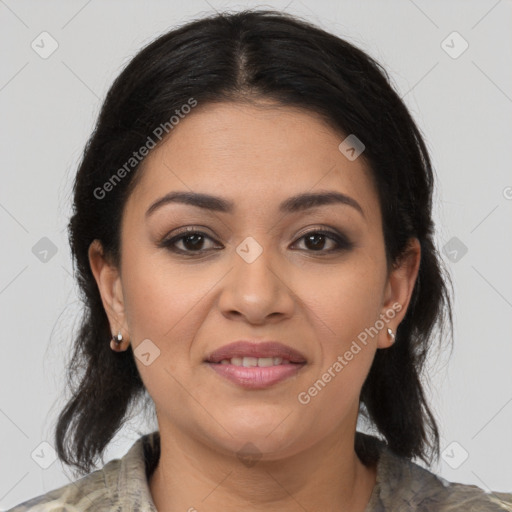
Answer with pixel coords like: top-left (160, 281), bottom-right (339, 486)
top-left (377, 237), bottom-right (421, 349)
top-left (88, 239), bottom-right (129, 348)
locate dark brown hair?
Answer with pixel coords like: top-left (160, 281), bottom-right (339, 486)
top-left (56, 8), bottom-right (453, 476)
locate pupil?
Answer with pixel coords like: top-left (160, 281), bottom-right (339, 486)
top-left (306, 234), bottom-right (325, 250)
top-left (184, 234), bottom-right (203, 250)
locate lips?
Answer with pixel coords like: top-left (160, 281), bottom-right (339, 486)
top-left (204, 340), bottom-right (307, 390)
top-left (204, 340), bottom-right (307, 364)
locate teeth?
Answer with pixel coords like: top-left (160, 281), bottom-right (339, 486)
top-left (257, 357), bottom-right (274, 367)
top-left (218, 356), bottom-right (288, 367)
top-left (242, 357), bottom-right (258, 367)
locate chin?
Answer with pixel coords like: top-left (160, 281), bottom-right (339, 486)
top-left (203, 413), bottom-right (305, 458)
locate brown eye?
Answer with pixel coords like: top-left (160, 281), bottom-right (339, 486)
top-left (177, 233), bottom-right (208, 251)
top-left (293, 230), bottom-right (354, 253)
top-left (160, 229), bottom-right (221, 255)
top-left (159, 227), bottom-right (353, 256)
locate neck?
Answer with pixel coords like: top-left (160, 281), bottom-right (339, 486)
top-left (148, 421), bottom-right (377, 512)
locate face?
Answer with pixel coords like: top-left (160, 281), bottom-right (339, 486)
top-left (90, 101), bottom-right (419, 460)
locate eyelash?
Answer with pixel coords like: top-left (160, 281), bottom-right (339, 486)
top-left (158, 226), bottom-right (354, 256)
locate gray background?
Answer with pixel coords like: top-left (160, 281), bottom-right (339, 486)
top-left (1, 0), bottom-right (511, 508)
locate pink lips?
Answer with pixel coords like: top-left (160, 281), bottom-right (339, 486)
top-left (205, 340), bottom-right (307, 364)
top-left (204, 340), bottom-right (307, 390)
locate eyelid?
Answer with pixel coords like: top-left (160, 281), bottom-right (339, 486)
top-left (157, 225), bottom-right (222, 254)
top-left (292, 226), bottom-right (354, 251)
top-left (158, 224), bottom-right (354, 255)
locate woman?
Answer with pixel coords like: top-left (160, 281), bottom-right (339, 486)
top-left (8, 9), bottom-right (512, 512)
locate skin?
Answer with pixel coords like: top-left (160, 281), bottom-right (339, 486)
top-left (89, 101), bottom-right (420, 512)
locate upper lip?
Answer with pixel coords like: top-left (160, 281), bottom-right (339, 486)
top-left (205, 341), bottom-right (307, 364)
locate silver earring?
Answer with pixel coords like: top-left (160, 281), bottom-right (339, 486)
top-left (387, 328), bottom-right (396, 344)
top-left (110, 331), bottom-right (123, 351)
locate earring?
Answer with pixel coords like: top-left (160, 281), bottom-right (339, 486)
top-left (387, 328), bottom-right (396, 344)
top-left (110, 331), bottom-right (124, 351)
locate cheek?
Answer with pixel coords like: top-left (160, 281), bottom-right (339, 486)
top-left (302, 254), bottom-right (386, 342)
top-left (120, 248), bottom-right (212, 347)
top-left (295, 259), bottom-right (382, 424)
top-left (120, 250), bottom-right (213, 407)
top-left (293, 249), bottom-right (385, 410)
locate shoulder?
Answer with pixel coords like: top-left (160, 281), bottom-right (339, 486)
top-left (388, 459), bottom-right (512, 511)
top-left (364, 433), bottom-right (512, 511)
top-left (6, 432), bottom-right (160, 512)
top-left (5, 457), bottom-right (121, 512)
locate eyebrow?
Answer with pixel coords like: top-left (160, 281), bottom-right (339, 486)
top-left (145, 190), bottom-right (365, 219)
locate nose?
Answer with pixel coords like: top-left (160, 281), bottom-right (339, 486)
top-left (217, 237), bottom-right (295, 325)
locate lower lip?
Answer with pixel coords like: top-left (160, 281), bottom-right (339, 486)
top-left (205, 362), bottom-right (306, 389)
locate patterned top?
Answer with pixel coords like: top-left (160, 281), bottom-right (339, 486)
top-left (7, 430), bottom-right (512, 511)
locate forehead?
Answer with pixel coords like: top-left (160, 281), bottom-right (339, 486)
top-left (125, 101), bottom-right (379, 220)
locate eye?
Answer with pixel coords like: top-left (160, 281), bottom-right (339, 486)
top-left (292, 229), bottom-right (354, 253)
top-left (158, 226), bottom-right (354, 256)
top-left (159, 228), bottom-right (220, 255)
